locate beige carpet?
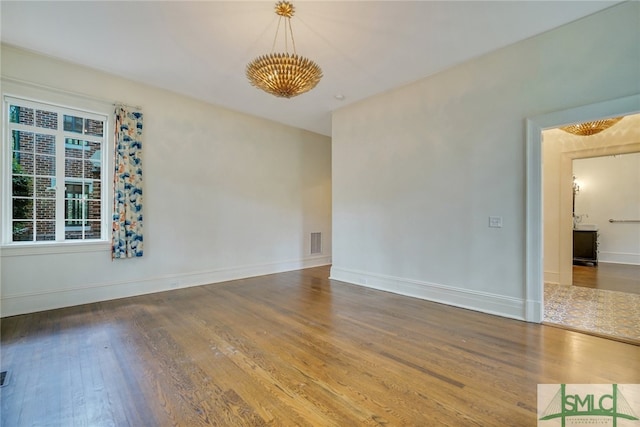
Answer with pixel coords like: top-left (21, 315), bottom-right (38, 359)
top-left (544, 283), bottom-right (640, 344)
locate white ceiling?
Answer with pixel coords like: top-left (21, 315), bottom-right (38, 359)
top-left (1, 1), bottom-right (621, 136)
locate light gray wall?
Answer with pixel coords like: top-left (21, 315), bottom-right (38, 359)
top-left (331, 2), bottom-right (640, 319)
top-left (1, 45), bottom-right (332, 316)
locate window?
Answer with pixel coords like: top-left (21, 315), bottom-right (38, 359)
top-left (4, 96), bottom-right (108, 244)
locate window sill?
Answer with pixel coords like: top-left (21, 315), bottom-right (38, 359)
top-left (1, 241), bottom-right (110, 257)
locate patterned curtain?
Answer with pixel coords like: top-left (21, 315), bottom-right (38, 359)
top-left (112, 106), bottom-right (144, 259)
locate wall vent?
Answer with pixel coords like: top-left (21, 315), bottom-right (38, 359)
top-left (310, 232), bottom-right (322, 255)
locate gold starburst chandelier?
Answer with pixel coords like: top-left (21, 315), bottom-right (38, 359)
top-left (559, 117), bottom-right (624, 136)
top-left (246, 1), bottom-right (322, 98)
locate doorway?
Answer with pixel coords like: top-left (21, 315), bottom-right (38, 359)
top-left (544, 133), bottom-right (640, 289)
top-left (525, 94), bottom-right (640, 340)
top-left (542, 144), bottom-right (640, 342)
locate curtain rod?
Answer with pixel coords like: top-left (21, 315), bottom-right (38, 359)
top-left (2, 76), bottom-right (143, 110)
top-left (114, 102), bottom-right (143, 111)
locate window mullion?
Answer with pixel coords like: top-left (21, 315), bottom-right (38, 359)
top-left (101, 129), bottom-right (108, 241)
top-left (55, 126), bottom-right (65, 241)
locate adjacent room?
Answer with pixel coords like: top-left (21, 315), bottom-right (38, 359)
top-left (543, 114), bottom-right (640, 343)
top-left (1, 1), bottom-right (639, 425)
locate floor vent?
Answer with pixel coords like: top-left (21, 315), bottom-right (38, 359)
top-left (0, 371), bottom-right (7, 387)
top-left (310, 232), bottom-right (322, 255)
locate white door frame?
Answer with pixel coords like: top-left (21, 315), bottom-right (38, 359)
top-left (524, 93), bottom-right (640, 323)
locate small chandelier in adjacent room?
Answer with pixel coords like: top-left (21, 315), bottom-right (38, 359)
top-left (559, 117), bottom-right (624, 136)
top-left (246, 1), bottom-right (322, 98)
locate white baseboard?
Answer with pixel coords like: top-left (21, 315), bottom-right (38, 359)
top-left (544, 271), bottom-right (560, 285)
top-left (329, 266), bottom-right (526, 321)
top-left (1, 255), bottom-right (332, 317)
top-left (525, 299), bottom-right (543, 323)
top-left (598, 251), bottom-right (640, 265)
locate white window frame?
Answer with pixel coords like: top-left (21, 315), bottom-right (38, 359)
top-left (1, 85), bottom-right (113, 254)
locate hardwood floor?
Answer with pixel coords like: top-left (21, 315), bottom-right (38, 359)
top-left (573, 262), bottom-right (640, 294)
top-left (2, 266), bottom-right (639, 426)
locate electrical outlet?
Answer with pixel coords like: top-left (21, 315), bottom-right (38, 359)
top-left (489, 216), bottom-right (503, 228)
top-left (170, 281), bottom-right (179, 288)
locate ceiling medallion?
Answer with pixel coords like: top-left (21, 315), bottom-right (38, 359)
top-left (559, 117), bottom-right (624, 136)
top-left (246, 1), bottom-right (322, 98)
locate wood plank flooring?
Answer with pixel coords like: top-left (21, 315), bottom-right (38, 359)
top-left (573, 262), bottom-right (640, 294)
top-left (2, 266), bottom-right (639, 426)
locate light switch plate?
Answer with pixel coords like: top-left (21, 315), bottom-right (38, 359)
top-left (489, 216), bottom-right (503, 228)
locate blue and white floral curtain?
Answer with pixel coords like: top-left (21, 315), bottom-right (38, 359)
top-left (112, 106), bottom-right (144, 259)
